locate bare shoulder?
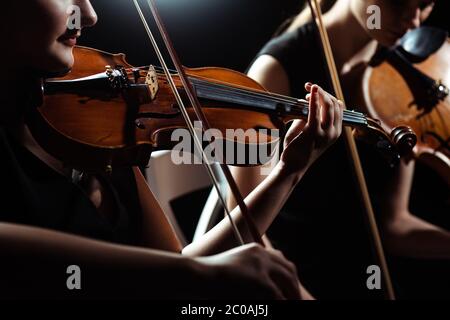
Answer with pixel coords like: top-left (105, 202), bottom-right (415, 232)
top-left (247, 55), bottom-right (290, 95)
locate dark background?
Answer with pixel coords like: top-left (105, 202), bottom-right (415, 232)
top-left (79, 0), bottom-right (300, 72)
top-left (80, 0), bottom-right (448, 73)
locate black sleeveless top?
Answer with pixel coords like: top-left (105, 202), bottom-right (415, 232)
top-left (257, 23), bottom-right (450, 299)
top-left (0, 127), bottom-right (143, 246)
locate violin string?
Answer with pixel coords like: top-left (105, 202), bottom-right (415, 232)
top-left (128, 77), bottom-right (365, 126)
top-left (187, 79), bottom-right (368, 126)
top-left (150, 69), bottom-right (367, 123)
top-left (125, 67), bottom-right (367, 125)
top-left (129, 65), bottom-right (367, 121)
top-left (188, 74), bottom-right (366, 119)
top-left (189, 77), bottom-right (368, 124)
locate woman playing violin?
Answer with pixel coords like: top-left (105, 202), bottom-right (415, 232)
top-left (232, 0), bottom-right (449, 299)
top-left (0, 0), bottom-right (344, 299)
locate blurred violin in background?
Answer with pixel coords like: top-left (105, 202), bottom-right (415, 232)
top-left (344, 26), bottom-right (449, 185)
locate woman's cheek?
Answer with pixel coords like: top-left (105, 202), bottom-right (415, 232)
top-left (33, 0), bottom-right (74, 70)
top-left (45, 0), bottom-right (72, 36)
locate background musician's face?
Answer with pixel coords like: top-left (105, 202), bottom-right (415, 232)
top-left (4, 0), bottom-right (97, 74)
top-left (351, 0), bottom-right (436, 46)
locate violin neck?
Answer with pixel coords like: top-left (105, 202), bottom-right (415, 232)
top-left (190, 76), bottom-right (368, 129)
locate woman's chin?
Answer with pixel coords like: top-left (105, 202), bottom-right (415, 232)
top-left (57, 46), bottom-right (75, 67)
top-left (44, 47), bottom-right (75, 75)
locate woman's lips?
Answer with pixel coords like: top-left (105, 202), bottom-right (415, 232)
top-left (58, 32), bottom-right (80, 47)
top-left (60, 37), bottom-right (77, 46)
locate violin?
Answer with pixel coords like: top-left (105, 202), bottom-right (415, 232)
top-left (344, 26), bottom-right (450, 185)
top-left (27, 46), bottom-right (416, 173)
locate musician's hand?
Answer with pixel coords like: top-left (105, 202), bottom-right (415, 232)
top-left (197, 243), bottom-right (301, 300)
top-left (280, 83), bottom-right (343, 175)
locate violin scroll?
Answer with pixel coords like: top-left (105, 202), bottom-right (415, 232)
top-left (354, 117), bottom-right (417, 167)
top-left (390, 125), bottom-right (417, 156)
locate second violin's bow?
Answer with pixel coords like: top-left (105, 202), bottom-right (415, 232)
top-left (308, 0), bottom-right (395, 300)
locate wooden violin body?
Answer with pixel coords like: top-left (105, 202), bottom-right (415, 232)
top-left (29, 47), bottom-right (283, 171)
top-left (344, 27), bottom-right (449, 184)
top-left (28, 46), bottom-right (416, 172)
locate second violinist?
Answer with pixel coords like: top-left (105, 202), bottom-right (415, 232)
top-left (231, 0), bottom-right (449, 299)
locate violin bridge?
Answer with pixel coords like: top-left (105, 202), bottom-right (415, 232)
top-left (146, 65), bottom-right (159, 100)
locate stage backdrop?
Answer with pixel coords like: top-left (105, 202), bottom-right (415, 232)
top-left (78, 0), bottom-right (301, 72)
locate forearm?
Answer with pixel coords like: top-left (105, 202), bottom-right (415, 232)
top-left (184, 161), bottom-right (305, 256)
top-left (383, 213), bottom-right (450, 260)
top-left (185, 83), bottom-right (343, 256)
top-left (0, 222), bottom-right (204, 299)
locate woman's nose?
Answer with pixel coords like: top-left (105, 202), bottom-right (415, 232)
top-left (78, 0), bottom-right (98, 28)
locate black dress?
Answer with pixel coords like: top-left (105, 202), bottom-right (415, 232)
top-left (0, 126), bottom-right (144, 298)
top-left (0, 127), bottom-right (143, 245)
top-left (257, 22), bottom-right (450, 299)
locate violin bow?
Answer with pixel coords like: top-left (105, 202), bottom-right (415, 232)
top-left (131, 0), bottom-right (264, 247)
top-left (307, 0), bottom-right (395, 300)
